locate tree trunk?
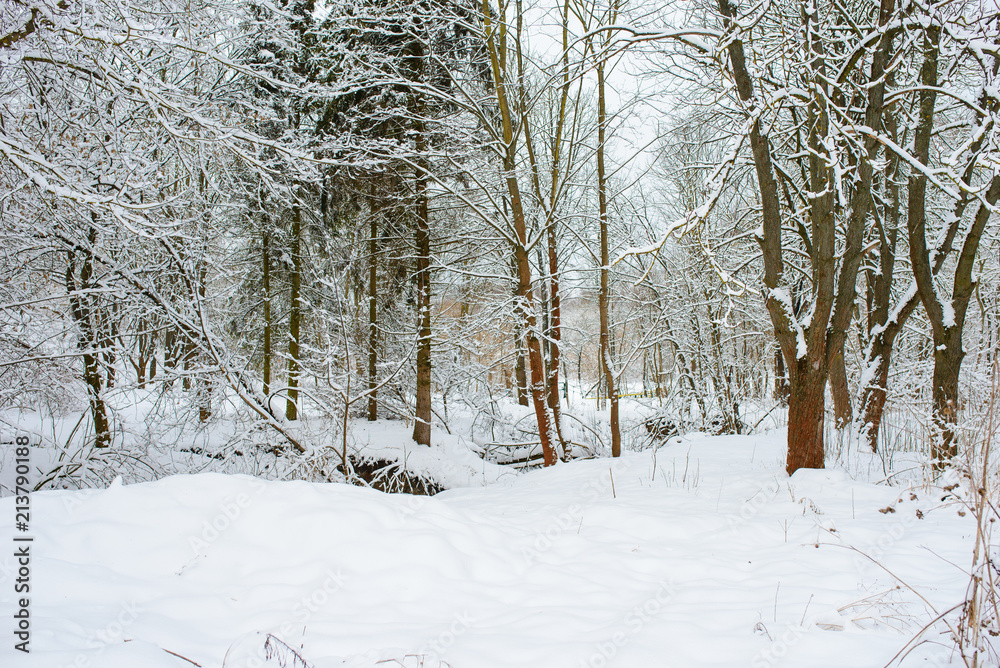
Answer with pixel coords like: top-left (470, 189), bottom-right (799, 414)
top-left (412, 151), bottom-right (432, 447)
top-left (368, 187), bottom-right (379, 422)
top-left (718, 0), bottom-right (877, 474)
top-left (857, 95), bottom-right (902, 452)
top-left (773, 348), bottom-right (790, 404)
top-left (262, 228), bottom-right (272, 400)
top-left (546, 220), bottom-right (568, 457)
top-left (655, 342), bottom-right (664, 402)
top-left (859, 346), bottom-right (891, 452)
top-left (482, 2), bottom-right (557, 465)
top-left (513, 258), bottom-right (529, 406)
top-left (197, 258), bottom-right (211, 423)
top-left (286, 203), bottom-right (302, 421)
top-left (514, 339), bottom-right (529, 405)
top-left (903, 25), bottom-right (1000, 467)
top-left (830, 346), bottom-right (852, 429)
top-left (182, 336), bottom-right (195, 391)
top-left (597, 60), bottom-right (620, 458)
top-left (66, 228), bottom-right (111, 449)
top-left (931, 338), bottom-right (962, 463)
top-left (786, 358), bottom-right (827, 472)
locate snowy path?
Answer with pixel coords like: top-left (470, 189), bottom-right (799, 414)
top-left (0, 431), bottom-right (976, 667)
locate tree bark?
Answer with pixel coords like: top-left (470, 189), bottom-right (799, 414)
top-left (546, 221), bottom-right (567, 456)
top-left (197, 255), bottom-right (211, 423)
top-left (262, 228), bottom-right (272, 400)
top-left (286, 203), bottom-right (302, 421)
top-left (787, 358), bottom-right (827, 471)
top-left (597, 60), bottom-right (620, 458)
top-left (514, 331), bottom-right (529, 405)
top-left (773, 348), bottom-right (790, 404)
top-left (482, 0), bottom-right (557, 465)
top-left (412, 145), bottom-right (433, 447)
top-left (368, 185), bottom-right (379, 422)
top-left (905, 21), bottom-right (1000, 465)
top-left (66, 227), bottom-right (111, 448)
top-left (859, 338), bottom-right (893, 452)
top-left (858, 85), bottom-right (902, 451)
top-left (830, 346), bottom-right (852, 429)
top-left (719, 0), bottom-right (879, 474)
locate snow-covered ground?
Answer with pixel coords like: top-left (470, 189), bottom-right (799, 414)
top-left (0, 426), bottom-right (983, 667)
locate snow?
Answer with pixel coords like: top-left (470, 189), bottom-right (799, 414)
top-left (0, 429), bottom-right (978, 668)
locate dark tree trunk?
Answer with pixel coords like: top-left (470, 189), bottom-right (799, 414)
top-left (597, 60), bottom-right (620, 458)
top-left (904, 19), bottom-right (1000, 467)
top-left (774, 348), bottom-right (790, 404)
top-left (830, 346), bottom-right (852, 429)
top-left (286, 203), bottom-right (302, 421)
top-left (67, 227), bottom-right (111, 448)
top-left (514, 342), bottom-right (529, 405)
top-left (197, 258), bottom-right (211, 423)
top-left (931, 336), bottom-right (963, 462)
top-left (412, 150), bottom-right (432, 447)
top-left (182, 336), bottom-right (195, 391)
top-left (859, 347), bottom-right (891, 452)
top-left (484, 4), bottom-right (557, 465)
top-left (368, 186), bottom-right (380, 422)
top-left (857, 95), bottom-right (903, 452)
top-left (546, 220), bottom-right (567, 456)
top-left (719, 0), bottom-right (885, 474)
top-left (786, 358), bottom-right (827, 472)
top-left (262, 228), bottom-right (272, 400)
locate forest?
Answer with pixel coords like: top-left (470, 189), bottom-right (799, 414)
top-left (1, 0), bottom-right (1000, 666)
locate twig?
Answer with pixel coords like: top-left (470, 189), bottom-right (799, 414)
top-left (162, 647), bottom-right (202, 666)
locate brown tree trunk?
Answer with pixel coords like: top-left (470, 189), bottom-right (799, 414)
top-left (67, 228), bottom-right (111, 448)
top-left (830, 346), bottom-right (852, 429)
top-left (482, 2), bottom-right (557, 465)
top-left (773, 348), bottom-right (790, 404)
top-left (931, 337), bottom-right (963, 462)
top-left (546, 219), bottom-right (567, 457)
top-left (514, 339), bottom-right (529, 406)
top-left (412, 150), bottom-right (432, 447)
top-left (182, 336), bottom-right (195, 391)
top-left (164, 327), bottom-right (178, 375)
top-left (858, 94), bottom-right (902, 452)
top-left (516, 0), bottom-right (568, 457)
top-left (655, 342), bottom-right (664, 402)
top-left (513, 254), bottom-right (529, 406)
top-left (368, 187), bottom-right (379, 422)
top-left (286, 203), bottom-right (302, 421)
top-left (262, 228), bottom-right (272, 400)
top-left (786, 358), bottom-right (827, 472)
top-left (903, 26), bottom-right (1000, 467)
top-left (859, 346), bottom-right (891, 452)
top-left (597, 60), bottom-right (620, 458)
top-left (719, 0), bottom-right (881, 474)
top-left (197, 257), bottom-right (211, 423)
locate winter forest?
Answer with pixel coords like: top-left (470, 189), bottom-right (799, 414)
top-left (2, 0), bottom-right (1000, 666)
